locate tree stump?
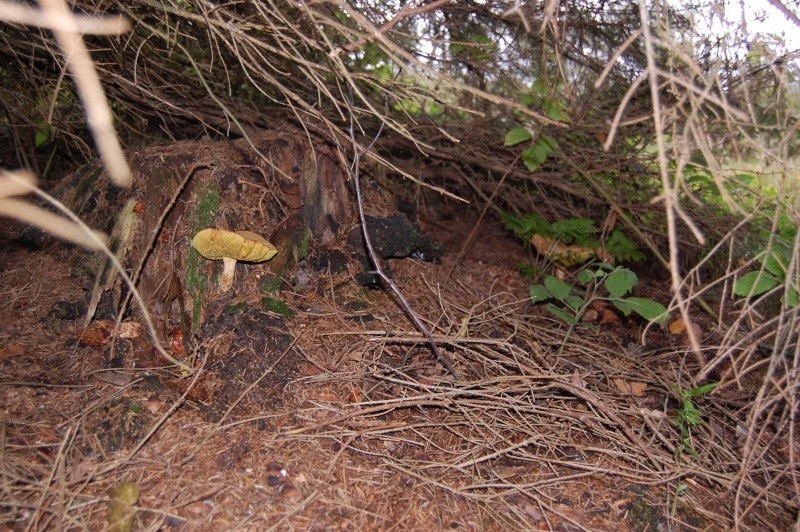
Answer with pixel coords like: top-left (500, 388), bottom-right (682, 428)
top-left (60, 125), bottom-right (349, 322)
top-left (53, 125), bottom-right (353, 417)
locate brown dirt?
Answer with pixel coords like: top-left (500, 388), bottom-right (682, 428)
top-left (0, 147), bottom-right (796, 531)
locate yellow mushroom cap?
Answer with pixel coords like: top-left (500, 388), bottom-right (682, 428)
top-left (192, 228), bottom-right (277, 262)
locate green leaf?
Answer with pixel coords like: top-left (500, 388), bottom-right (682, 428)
top-left (531, 79), bottom-right (548, 96)
top-left (529, 284), bottom-right (551, 303)
top-left (516, 262), bottom-right (535, 278)
top-left (733, 271), bottom-right (779, 297)
top-left (612, 299), bottom-right (633, 316)
top-left (604, 268), bottom-right (638, 298)
top-left (576, 270), bottom-right (594, 285)
top-left (533, 135), bottom-right (556, 159)
top-left (522, 144), bottom-right (542, 171)
top-left (549, 217), bottom-right (597, 245)
top-left (680, 400), bottom-right (704, 426)
top-left (501, 211), bottom-right (551, 240)
top-left (760, 249), bottom-right (788, 279)
top-left (605, 229), bottom-right (644, 262)
top-left (544, 275), bottom-right (573, 301)
top-left (546, 304), bottom-right (579, 325)
top-left (684, 382), bottom-right (718, 398)
top-left (787, 286), bottom-right (799, 307)
top-left (543, 100), bottom-right (568, 121)
top-left (565, 295), bottom-right (584, 312)
top-left (618, 297), bottom-right (670, 324)
top-left (521, 136), bottom-right (557, 171)
top-left (504, 127), bottom-right (532, 147)
top-left (735, 172), bottom-right (757, 186)
top-left (518, 94), bottom-right (535, 107)
top-left (34, 130), bottom-right (49, 147)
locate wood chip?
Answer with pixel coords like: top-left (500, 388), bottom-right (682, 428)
top-left (93, 372), bottom-right (135, 387)
top-left (0, 343), bottom-right (25, 361)
top-left (612, 378), bottom-right (648, 396)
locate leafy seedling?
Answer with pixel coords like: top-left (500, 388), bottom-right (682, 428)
top-left (671, 382), bottom-right (718, 459)
top-left (529, 265), bottom-right (669, 354)
top-left (734, 245), bottom-right (798, 307)
top-left (501, 211), bottom-right (644, 264)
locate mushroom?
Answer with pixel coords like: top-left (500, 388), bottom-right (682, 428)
top-left (191, 228), bottom-right (277, 292)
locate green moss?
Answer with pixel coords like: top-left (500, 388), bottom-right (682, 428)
top-left (185, 183), bottom-right (220, 331)
top-left (224, 302), bottom-right (248, 315)
top-left (296, 227), bottom-right (312, 260)
top-left (194, 183), bottom-right (221, 228)
top-left (258, 276), bottom-right (283, 294)
top-left (627, 486), bottom-right (661, 531)
top-left (261, 296), bottom-right (296, 318)
top-left (343, 300), bottom-right (366, 311)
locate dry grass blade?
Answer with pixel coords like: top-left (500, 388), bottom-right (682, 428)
top-left (36, 0), bottom-right (131, 187)
top-left (0, 170), bottom-right (107, 250)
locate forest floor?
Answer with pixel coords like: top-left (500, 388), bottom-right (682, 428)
top-left (0, 176), bottom-right (796, 530)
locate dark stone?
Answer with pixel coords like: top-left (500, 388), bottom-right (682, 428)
top-left (310, 249), bottom-right (349, 274)
top-left (345, 314), bottom-right (374, 324)
top-left (48, 300), bottom-right (87, 320)
top-left (347, 213), bottom-right (443, 287)
top-left (348, 213), bottom-right (443, 260)
top-left (95, 291), bottom-right (117, 321)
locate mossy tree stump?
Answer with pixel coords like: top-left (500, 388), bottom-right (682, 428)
top-left (55, 125), bottom-right (353, 413)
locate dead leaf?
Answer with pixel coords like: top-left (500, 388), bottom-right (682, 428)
top-left (516, 497), bottom-right (544, 521)
top-left (316, 391), bottom-right (337, 402)
top-left (629, 381), bottom-right (648, 396)
top-left (531, 234), bottom-right (615, 267)
top-left (571, 368), bottom-right (587, 388)
top-left (142, 399), bottom-right (163, 414)
top-left (492, 466), bottom-right (518, 479)
top-left (68, 459), bottom-right (95, 483)
top-left (669, 317), bottom-right (687, 335)
top-left (0, 343), bottom-right (25, 361)
top-left (612, 378), bottom-right (648, 396)
top-left (601, 209), bottom-right (618, 233)
top-left (349, 386), bottom-right (363, 403)
top-left (280, 485), bottom-right (303, 503)
top-left (669, 317), bottom-right (702, 341)
top-left (580, 308), bottom-right (599, 323)
top-left (93, 372), bottom-right (135, 387)
top-left (639, 407), bottom-right (666, 419)
top-left (581, 300), bottom-right (621, 326)
top-left (298, 363), bottom-right (323, 376)
top-left (168, 327), bottom-right (185, 355)
top-left (531, 234), bottom-right (593, 266)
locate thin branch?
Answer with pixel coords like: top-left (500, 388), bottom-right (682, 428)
top-left (347, 106), bottom-right (461, 380)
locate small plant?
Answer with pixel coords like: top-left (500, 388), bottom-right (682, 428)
top-left (733, 230), bottom-right (798, 307)
top-left (671, 382), bottom-right (718, 459)
top-left (529, 264), bottom-right (670, 353)
top-left (671, 481), bottom-right (689, 517)
top-left (501, 211), bottom-right (644, 264)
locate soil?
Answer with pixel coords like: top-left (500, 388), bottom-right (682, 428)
top-left (0, 134), bottom-right (796, 531)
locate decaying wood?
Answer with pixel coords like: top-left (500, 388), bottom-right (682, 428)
top-left (56, 124), bottom-right (353, 331)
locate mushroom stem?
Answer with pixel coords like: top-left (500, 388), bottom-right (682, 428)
top-left (219, 257), bottom-right (238, 292)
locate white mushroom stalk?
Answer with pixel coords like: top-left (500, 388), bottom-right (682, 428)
top-left (191, 228), bottom-right (277, 292)
top-left (219, 256), bottom-right (239, 292)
